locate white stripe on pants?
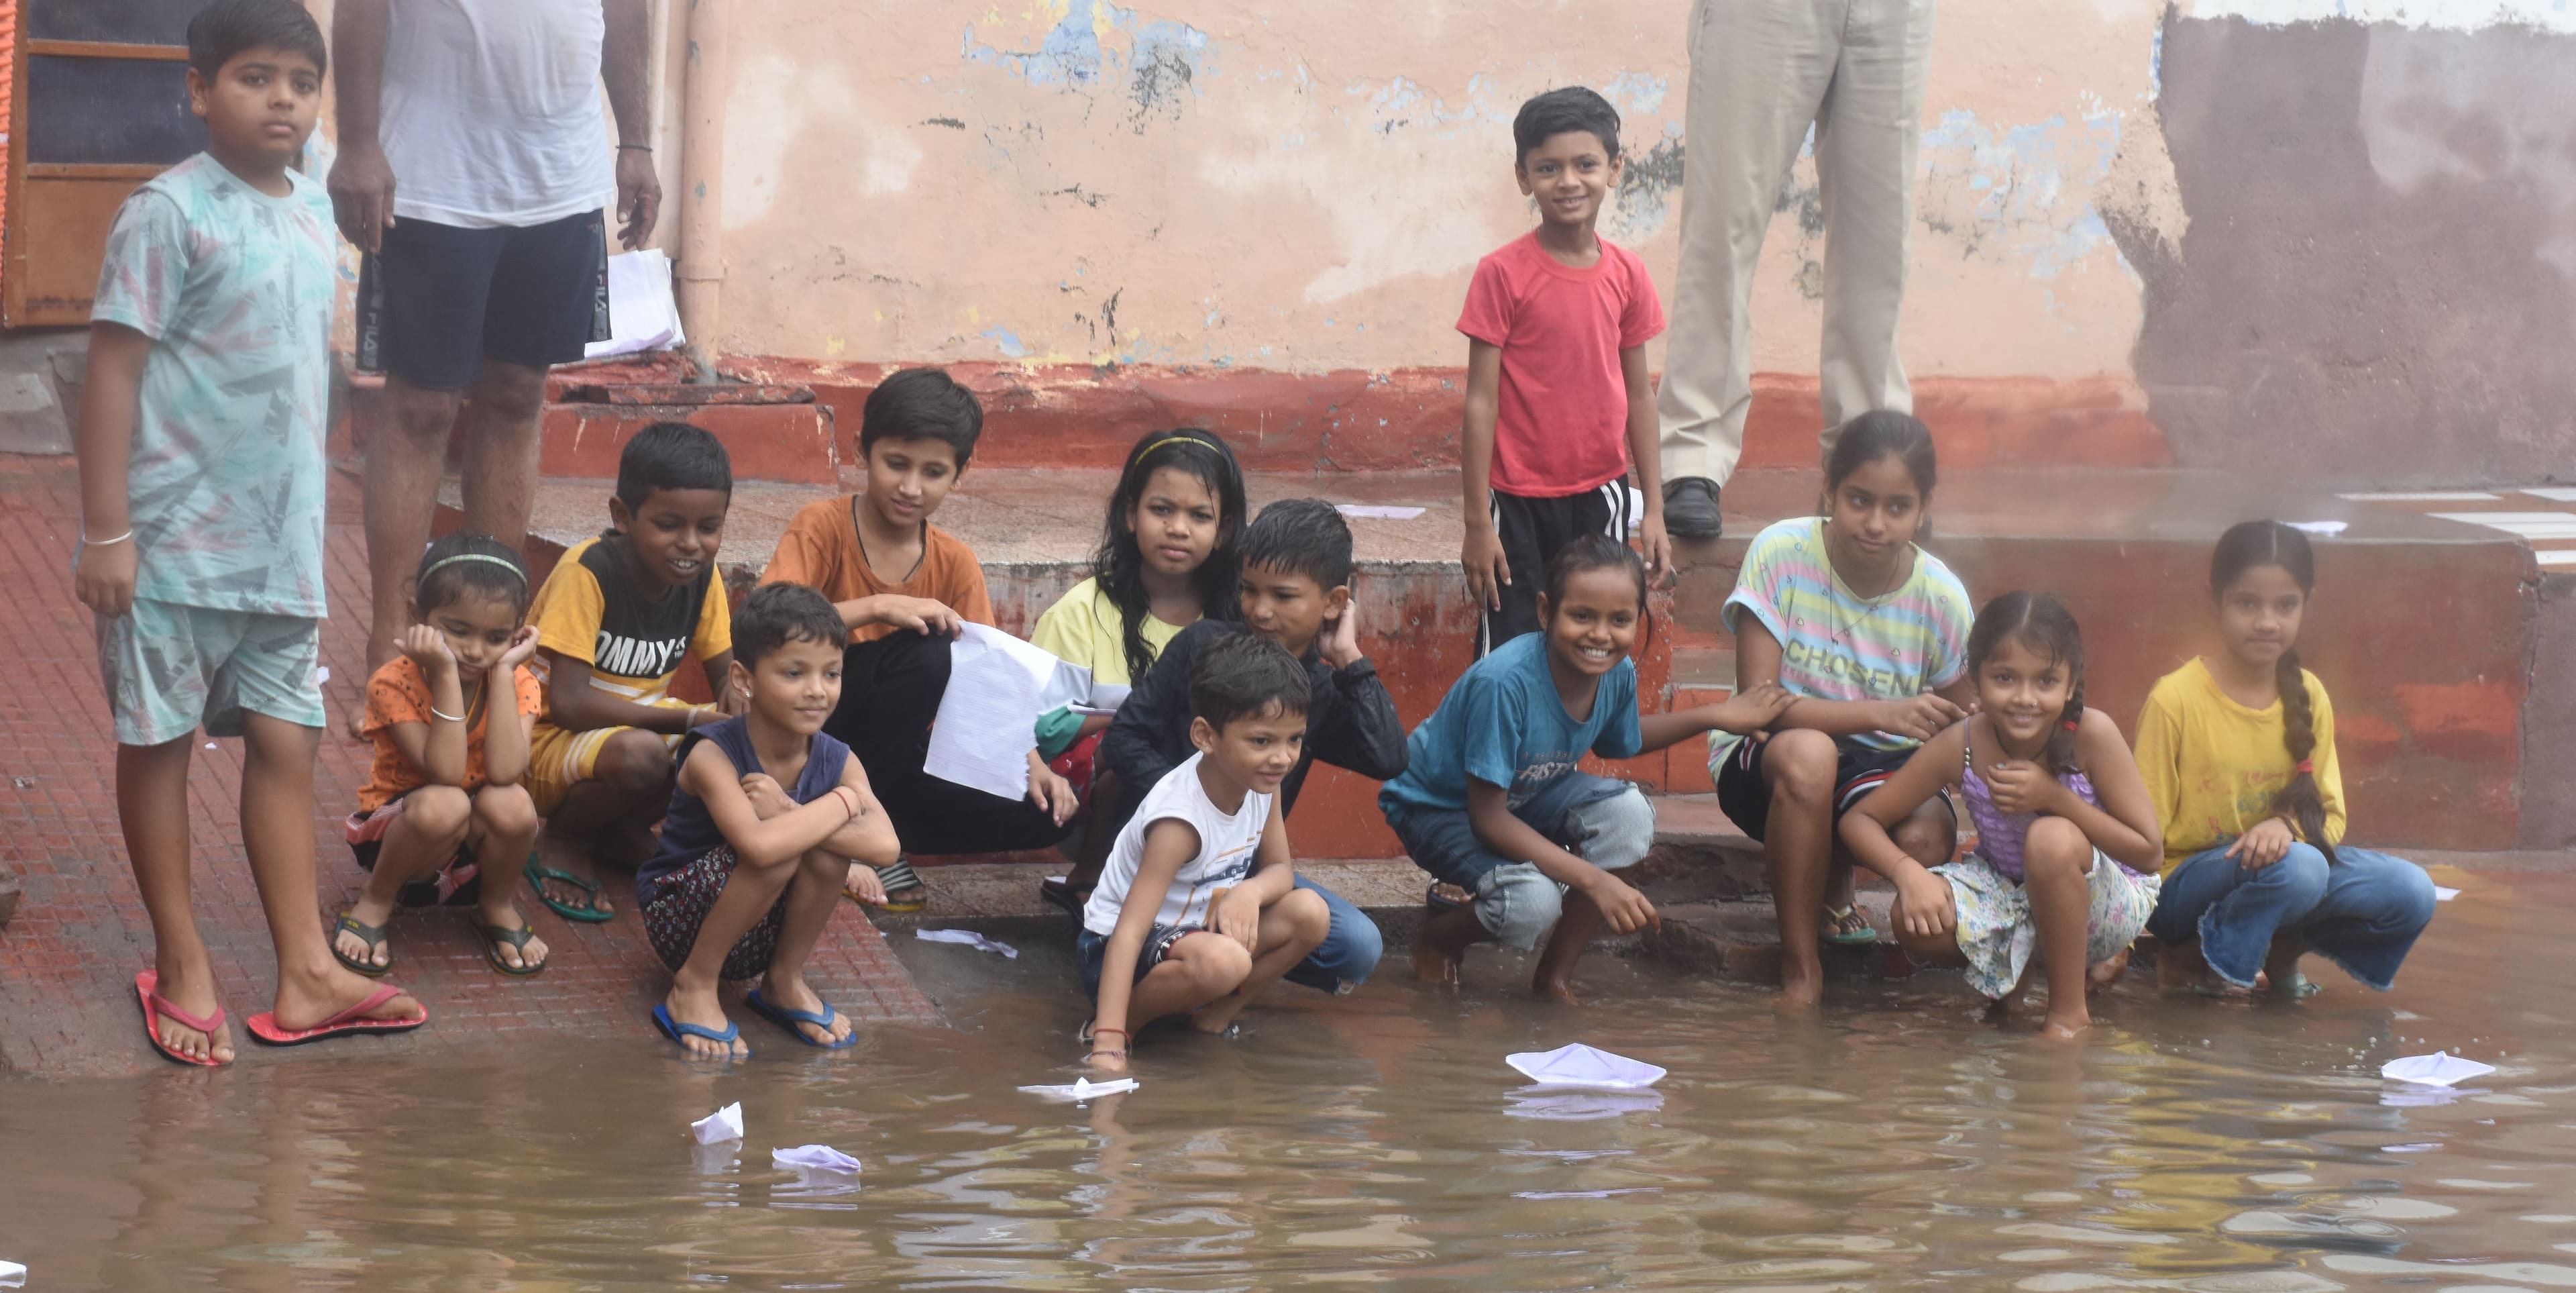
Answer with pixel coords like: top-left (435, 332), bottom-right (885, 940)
top-left (1656, 0), bottom-right (1937, 484)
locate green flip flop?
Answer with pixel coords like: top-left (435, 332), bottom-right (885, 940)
top-left (469, 919), bottom-right (549, 976)
top-left (523, 855), bottom-right (614, 923)
top-left (330, 911), bottom-right (393, 978)
top-left (1822, 903), bottom-right (1880, 947)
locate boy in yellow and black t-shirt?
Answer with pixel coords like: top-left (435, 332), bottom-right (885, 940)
top-left (522, 422), bottom-right (741, 922)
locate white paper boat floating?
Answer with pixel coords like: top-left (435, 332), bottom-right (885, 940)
top-left (689, 1101), bottom-right (745, 1145)
top-left (771, 1143), bottom-right (862, 1173)
top-left (1504, 1088), bottom-right (1666, 1121)
top-left (2381, 1051), bottom-right (2497, 1088)
top-left (1019, 1076), bottom-right (1140, 1102)
top-left (1505, 1043), bottom-right (1666, 1090)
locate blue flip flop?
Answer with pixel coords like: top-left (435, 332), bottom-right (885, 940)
top-left (651, 1002), bottom-right (747, 1058)
top-left (745, 988), bottom-right (860, 1050)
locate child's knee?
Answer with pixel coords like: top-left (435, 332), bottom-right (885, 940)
top-left (1570, 787), bottom-right (1657, 872)
top-left (1282, 886), bottom-right (1331, 937)
top-left (405, 785), bottom-right (474, 839)
top-left (1482, 866), bottom-right (1564, 953)
top-left (1892, 806), bottom-right (1957, 868)
top-left (596, 729), bottom-right (675, 798)
top-left (1764, 731), bottom-right (1839, 808)
top-left (2023, 817), bottom-right (2092, 878)
top-left (473, 784), bottom-right (539, 838)
top-left (2263, 843), bottom-right (2332, 902)
top-left (1189, 935), bottom-right (1255, 988)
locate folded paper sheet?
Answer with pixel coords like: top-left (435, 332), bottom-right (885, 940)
top-left (584, 250), bottom-right (686, 358)
top-left (690, 1101), bottom-right (745, 1145)
top-left (924, 625), bottom-right (1095, 801)
top-left (1020, 1076), bottom-right (1140, 1102)
top-left (2381, 1051), bottom-right (2497, 1088)
top-left (917, 928), bottom-right (1020, 958)
top-left (1505, 1043), bottom-right (1666, 1090)
top-left (771, 1144), bottom-right (862, 1173)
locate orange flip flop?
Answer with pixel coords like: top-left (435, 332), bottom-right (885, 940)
top-left (246, 984), bottom-right (427, 1046)
top-left (135, 970), bottom-right (228, 1068)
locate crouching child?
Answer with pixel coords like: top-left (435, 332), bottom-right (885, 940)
top-left (1081, 633), bottom-right (1331, 1071)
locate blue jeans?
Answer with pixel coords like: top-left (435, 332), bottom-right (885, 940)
top-left (1385, 773), bottom-right (1655, 952)
top-left (1285, 876), bottom-right (1383, 994)
top-left (2145, 843), bottom-right (2436, 990)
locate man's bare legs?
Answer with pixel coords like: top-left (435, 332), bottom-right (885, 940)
top-left (361, 364), bottom-right (549, 674)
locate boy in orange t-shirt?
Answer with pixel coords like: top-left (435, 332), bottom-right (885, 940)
top-left (761, 369), bottom-right (1076, 910)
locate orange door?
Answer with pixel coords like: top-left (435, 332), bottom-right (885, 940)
top-left (5, 0), bottom-right (205, 327)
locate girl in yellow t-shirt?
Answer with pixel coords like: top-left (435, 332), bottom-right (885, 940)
top-left (1032, 428), bottom-right (1246, 915)
top-left (2133, 521), bottom-right (2437, 996)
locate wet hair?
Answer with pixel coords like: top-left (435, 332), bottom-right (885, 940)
top-left (1538, 533), bottom-right (1654, 648)
top-left (1091, 428), bottom-right (1248, 682)
top-left (412, 531), bottom-right (529, 620)
top-left (1966, 591), bottom-right (2088, 776)
top-left (1513, 87), bottom-right (1622, 164)
top-left (615, 421), bottom-right (733, 509)
top-left (731, 584), bottom-right (847, 668)
top-left (187, 0), bottom-right (327, 81)
top-left (1239, 498), bottom-right (1354, 594)
top-left (860, 367), bottom-right (984, 465)
top-left (2209, 520), bottom-right (2334, 864)
top-left (1825, 410), bottom-right (1940, 501)
top-left (1189, 630), bottom-right (1313, 732)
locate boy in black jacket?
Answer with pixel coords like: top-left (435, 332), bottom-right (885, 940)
top-left (1055, 499), bottom-right (1406, 993)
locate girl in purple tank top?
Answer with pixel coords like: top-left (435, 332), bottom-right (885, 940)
top-left (1837, 592), bottom-right (2167, 1039)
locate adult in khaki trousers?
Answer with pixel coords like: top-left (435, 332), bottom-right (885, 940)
top-left (1658, 0), bottom-right (1937, 539)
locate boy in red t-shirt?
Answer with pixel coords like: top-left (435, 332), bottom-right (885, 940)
top-left (1457, 87), bottom-right (1669, 654)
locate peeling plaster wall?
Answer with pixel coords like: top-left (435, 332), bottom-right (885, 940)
top-left (709, 0), bottom-right (2171, 387)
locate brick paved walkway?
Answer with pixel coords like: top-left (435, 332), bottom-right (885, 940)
top-left (0, 457), bottom-right (937, 1079)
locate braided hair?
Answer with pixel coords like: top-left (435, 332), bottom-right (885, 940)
top-left (1964, 590), bottom-right (2086, 776)
top-left (2209, 521), bottom-right (2334, 864)
top-left (1091, 428), bottom-right (1246, 682)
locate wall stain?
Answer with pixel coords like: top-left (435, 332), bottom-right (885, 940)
top-left (921, 117), bottom-right (967, 130)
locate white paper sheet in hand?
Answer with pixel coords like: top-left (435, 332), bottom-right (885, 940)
top-left (771, 1144), bottom-right (862, 1173)
top-left (924, 625), bottom-right (1094, 801)
top-left (585, 250), bottom-right (686, 358)
top-left (1019, 1076), bottom-right (1140, 1101)
top-left (690, 1101), bottom-right (745, 1144)
top-left (2381, 1051), bottom-right (2497, 1088)
top-left (1505, 1043), bottom-right (1666, 1090)
top-left (916, 927), bottom-right (1019, 958)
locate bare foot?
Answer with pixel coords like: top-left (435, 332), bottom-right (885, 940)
top-left (2157, 938), bottom-right (2209, 991)
top-left (2039, 1013), bottom-right (2094, 1041)
top-left (273, 964), bottom-right (422, 1033)
top-left (842, 864), bottom-right (888, 906)
top-left (1534, 975), bottom-right (1583, 1006)
top-left (757, 972), bottom-right (854, 1045)
top-left (474, 899), bottom-right (550, 972)
top-left (664, 981), bottom-right (749, 1057)
top-left (150, 955), bottom-right (235, 1065)
top-left (2087, 948), bottom-right (2131, 995)
top-left (533, 830), bottom-right (612, 918)
top-left (1775, 972), bottom-right (1824, 1013)
top-left (1412, 943), bottom-right (1461, 986)
top-left (1191, 992), bottom-right (1250, 1035)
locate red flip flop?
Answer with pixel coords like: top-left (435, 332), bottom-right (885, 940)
top-left (135, 970), bottom-right (229, 1068)
top-left (246, 984), bottom-right (428, 1047)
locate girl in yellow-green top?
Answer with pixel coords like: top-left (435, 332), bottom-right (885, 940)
top-left (1032, 428), bottom-right (1247, 915)
top-left (2135, 521), bottom-right (2436, 996)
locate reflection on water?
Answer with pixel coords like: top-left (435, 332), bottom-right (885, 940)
top-left (6, 870), bottom-right (2573, 1290)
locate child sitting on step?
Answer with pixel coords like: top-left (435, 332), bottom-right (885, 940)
top-left (339, 532), bottom-right (548, 978)
top-left (1384, 535), bottom-right (1789, 1002)
top-left (642, 584), bottom-right (899, 1058)
top-left (1841, 592), bottom-right (2165, 1039)
top-left (1082, 632), bottom-right (1332, 1072)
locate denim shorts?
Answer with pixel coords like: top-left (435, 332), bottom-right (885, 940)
top-left (1075, 923), bottom-right (1197, 999)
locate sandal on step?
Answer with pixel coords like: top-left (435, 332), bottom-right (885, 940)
top-left (745, 988), bottom-right (860, 1049)
top-left (849, 859), bottom-right (928, 913)
top-left (1821, 903), bottom-right (1878, 946)
top-left (330, 911), bottom-right (394, 978)
top-left (523, 854), bottom-right (614, 923)
top-left (134, 970), bottom-right (228, 1068)
top-left (1425, 880), bottom-right (1472, 911)
top-left (468, 919), bottom-right (548, 976)
top-left (1039, 876), bottom-right (1088, 919)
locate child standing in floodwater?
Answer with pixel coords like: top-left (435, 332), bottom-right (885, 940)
top-left (1841, 592), bottom-right (2165, 1039)
top-left (2134, 521), bottom-right (2438, 997)
top-left (1385, 535), bottom-right (1789, 1002)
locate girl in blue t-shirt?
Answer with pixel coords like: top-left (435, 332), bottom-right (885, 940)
top-left (1380, 535), bottom-right (1788, 1002)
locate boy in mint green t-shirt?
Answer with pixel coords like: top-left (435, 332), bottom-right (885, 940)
top-left (73, 0), bottom-right (426, 1067)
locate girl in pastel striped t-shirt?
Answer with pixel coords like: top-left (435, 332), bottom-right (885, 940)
top-left (1711, 412), bottom-right (1977, 1008)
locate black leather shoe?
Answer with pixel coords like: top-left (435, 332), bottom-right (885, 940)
top-left (1664, 476), bottom-right (1723, 539)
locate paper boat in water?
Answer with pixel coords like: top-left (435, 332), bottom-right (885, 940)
top-left (1505, 1043), bottom-right (1666, 1090)
top-left (2380, 1051), bottom-right (2497, 1088)
top-left (1505, 1088), bottom-right (1666, 1121)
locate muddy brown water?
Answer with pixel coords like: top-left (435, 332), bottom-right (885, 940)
top-left (4, 872), bottom-right (2573, 1290)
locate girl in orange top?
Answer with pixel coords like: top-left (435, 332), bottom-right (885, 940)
top-left (339, 533), bottom-right (548, 978)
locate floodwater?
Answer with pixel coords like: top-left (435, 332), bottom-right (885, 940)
top-left (6, 871), bottom-right (2575, 1291)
